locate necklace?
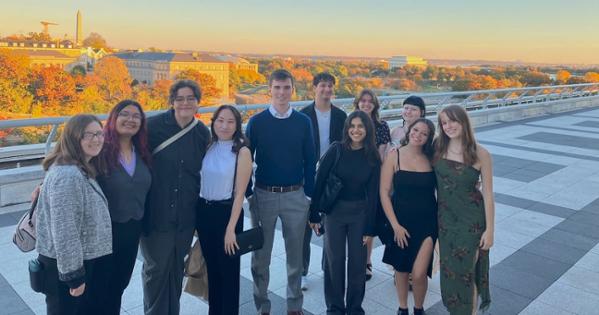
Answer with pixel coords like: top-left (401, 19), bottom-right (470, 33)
top-left (448, 147), bottom-right (463, 155)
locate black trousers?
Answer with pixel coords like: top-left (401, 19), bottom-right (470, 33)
top-left (196, 198), bottom-right (243, 315)
top-left (323, 200), bottom-right (368, 315)
top-left (38, 254), bottom-right (103, 315)
top-left (91, 219), bottom-right (142, 314)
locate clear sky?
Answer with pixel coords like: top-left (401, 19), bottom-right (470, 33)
top-left (2, 0), bottom-right (599, 64)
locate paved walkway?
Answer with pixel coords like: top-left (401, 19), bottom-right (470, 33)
top-left (2, 107), bottom-right (599, 314)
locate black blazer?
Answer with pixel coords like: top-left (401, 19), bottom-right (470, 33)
top-left (300, 102), bottom-right (348, 159)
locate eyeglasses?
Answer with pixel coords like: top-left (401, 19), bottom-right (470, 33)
top-left (82, 131), bottom-right (105, 141)
top-left (174, 96), bottom-right (198, 104)
top-left (118, 111), bottom-right (142, 121)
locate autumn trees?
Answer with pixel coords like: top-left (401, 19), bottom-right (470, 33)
top-left (0, 48), bottom-right (239, 117)
top-left (175, 69), bottom-right (221, 103)
top-left (82, 33), bottom-right (109, 50)
top-left (3, 46), bottom-right (599, 120)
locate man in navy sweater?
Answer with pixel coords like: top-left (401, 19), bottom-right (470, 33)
top-left (246, 69), bottom-right (316, 315)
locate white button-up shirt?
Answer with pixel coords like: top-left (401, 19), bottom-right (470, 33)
top-left (269, 105), bottom-right (293, 119)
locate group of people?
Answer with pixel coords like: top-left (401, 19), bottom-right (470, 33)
top-left (32, 69), bottom-right (494, 315)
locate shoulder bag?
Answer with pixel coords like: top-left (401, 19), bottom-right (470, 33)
top-left (317, 142), bottom-right (343, 213)
top-left (232, 151), bottom-right (264, 256)
top-left (13, 189), bottom-right (40, 252)
top-left (152, 118), bottom-right (199, 155)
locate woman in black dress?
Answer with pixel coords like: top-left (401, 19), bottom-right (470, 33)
top-left (380, 118), bottom-right (437, 315)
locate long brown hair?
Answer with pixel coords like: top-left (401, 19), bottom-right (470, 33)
top-left (434, 105), bottom-right (478, 166)
top-left (353, 89), bottom-right (381, 125)
top-left (341, 111), bottom-right (380, 167)
top-left (42, 114), bottom-right (103, 178)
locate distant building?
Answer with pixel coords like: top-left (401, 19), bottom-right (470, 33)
top-left (114, 51), bottom-right (230, 99)
top-left (0, 40), bottom-right (107, 71)
top-left (389, 55), bottom-right (428, 69)
top-left (214, 55), bottom-right (259, 72)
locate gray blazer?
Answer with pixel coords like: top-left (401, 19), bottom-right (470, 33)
top-left (36, 165), bottom-right (112, 286)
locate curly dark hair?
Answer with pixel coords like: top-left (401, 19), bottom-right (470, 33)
top-left (400, 118), bottom-right (436, 160)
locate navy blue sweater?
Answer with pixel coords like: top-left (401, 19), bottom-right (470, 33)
top-left (246, 109), bottom-right (316, 197)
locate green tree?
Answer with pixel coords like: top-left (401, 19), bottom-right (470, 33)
top-left (70, 65), bottom-right (87, 76)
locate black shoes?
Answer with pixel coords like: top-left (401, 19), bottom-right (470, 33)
top-left (366, 263), bottom-right (373, 281)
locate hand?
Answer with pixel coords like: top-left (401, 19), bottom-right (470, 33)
top-left (310, 223), bottom-right (321, 236)
top-left (31, 185), bottom-right (41, 202)
top-left (392, 224), bottom-right (410, 249)
top-left (69, 283), bottom-right (85, 297)
top-left (362, 236), bottom-right (372, 246)
top-left (224, 227), bottom-right (239, 255)
top-left (475, 179), bottom-right (482, 191)
top-left (479, 229), bottom-right (494, 250)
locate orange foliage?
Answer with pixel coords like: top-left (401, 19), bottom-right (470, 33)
top-left (175, 69), bottom-right (221, 103)
top-left (584, 72), bottom-right (599, 83)
top-left (89, 56), bottom-right (132, 102)
top-left (556, 70), bottom-right (571, 83)
top-left (30, 67), bottom-right (77, 114)
top-left (0, 49), bottom-right (30, 81)
top-left (290, 68), bottom-right (312, 83)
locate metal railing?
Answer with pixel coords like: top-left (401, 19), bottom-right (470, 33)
top-left (1, 82), bottom-right (599, 157)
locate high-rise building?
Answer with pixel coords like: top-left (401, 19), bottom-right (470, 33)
top-left (76, 10), bottom-right (82, 47)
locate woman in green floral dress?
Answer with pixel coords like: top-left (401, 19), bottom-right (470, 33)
top-left (433, 105), bottom-right (495, 314)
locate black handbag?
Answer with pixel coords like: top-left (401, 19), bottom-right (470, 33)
top-left (231, 152), bottom-right (264, 257)
top-left (233, 226), bottom-right (264, 256)
top-left (318, 143), bottom-right (343, 213)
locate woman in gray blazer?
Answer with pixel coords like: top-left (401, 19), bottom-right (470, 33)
top-left (35, 114), bottom-right (112, 315)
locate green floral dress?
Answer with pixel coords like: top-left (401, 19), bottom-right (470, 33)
top-left (434, 159), bottom-right (491, 314)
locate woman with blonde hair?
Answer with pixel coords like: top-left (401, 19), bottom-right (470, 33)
top-left (433, 105), bottom-right (494, 314)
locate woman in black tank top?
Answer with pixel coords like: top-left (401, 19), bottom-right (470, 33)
top-left (379, 118), bottom-right (437, 315)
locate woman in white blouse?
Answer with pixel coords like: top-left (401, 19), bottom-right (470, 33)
top-left (196, 105), bottom-right (253, 315)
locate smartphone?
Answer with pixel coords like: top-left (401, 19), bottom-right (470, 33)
top-left (317, 224), bottom-right (325, 236)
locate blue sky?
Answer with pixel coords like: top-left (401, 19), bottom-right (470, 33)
top-left (2, 0), bottom-right (599, 64)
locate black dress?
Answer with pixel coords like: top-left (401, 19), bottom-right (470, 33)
top-left (382, 165), bottom-right (438, 277)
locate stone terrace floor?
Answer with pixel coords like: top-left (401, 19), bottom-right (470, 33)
top-left (2, 107), bottom-right (599, 314)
